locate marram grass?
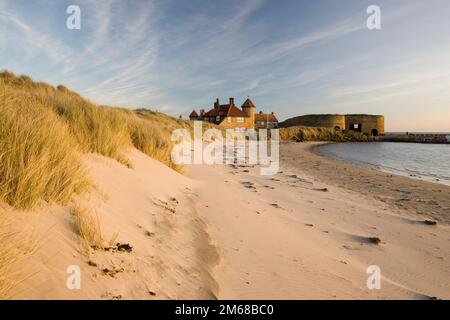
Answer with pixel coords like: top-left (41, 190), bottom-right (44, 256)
top-left (0, 70), bottom-right (190, 210)
top-left (71, 206), bottom-right (104, 253)
top-left (0, 89), bottom-right (88, 209)
top-left (280, 126), bottom-right (371, 142)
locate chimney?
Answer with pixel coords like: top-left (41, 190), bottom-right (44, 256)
top-left (229, 97), bottom-right (234, 105)
top-left (271, 112), bottom-right (274, 115)
top-left (200, 109), bottom-right (205, 116)
top-left (214, 98), bottom-right (219, 109)
top-left (259, 111), bottom-right (263, 114)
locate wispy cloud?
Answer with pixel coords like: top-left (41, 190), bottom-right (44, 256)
top-left (0, 10), bottom-right (73, 63)
top-left (1, 0), bottom-right (449, 130)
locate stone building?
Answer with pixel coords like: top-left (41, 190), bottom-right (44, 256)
top-left (279, 114), bottom-right (384, 136)
top-left (344, 114), bottom-right (385, 136)
top-left (255, 111), bottom-right (279, 129)
top-left (189, 98), bottom-right (278, 131)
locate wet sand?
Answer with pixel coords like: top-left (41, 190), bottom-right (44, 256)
top-left (282, 142), bottom-right (450, 225)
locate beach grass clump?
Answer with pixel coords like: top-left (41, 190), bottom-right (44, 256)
top-left (39, 89), bottom-right (132, 165)
top-left (125, 113), bottom-right (181, 171)
top-left (71, 206), bottom-right (104, 252)
top-left (0, 88), bottom-right (88, 209)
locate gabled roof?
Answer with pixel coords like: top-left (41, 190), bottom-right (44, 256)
top-left (189, 110), bottom-right (199, 117)
top-left (255, 113), bottom-right (278, 122)
top-left (241, 98), bottom-right (256, 109)
top-left (204, 104), bottom-right (248, 118)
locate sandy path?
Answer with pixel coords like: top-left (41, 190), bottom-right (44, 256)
top-left (186, 142), bottom-right (450, 299)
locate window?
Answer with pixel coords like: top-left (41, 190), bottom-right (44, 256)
top-left (237, 117), bottom-right (244, 123)
top-left (350, 123), bottom-right (362, 132)
top-left (227, 117), bottom-right (232, 123)
top-left (216, 115), bottom-right (220, 122)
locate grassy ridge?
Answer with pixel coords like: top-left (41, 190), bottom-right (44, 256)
top-left (0, 70), bottom-right (193, 209)
top-left (280, 126), bottom-right (371, 142)
top-left (0, 86), bottom-right (88, 209)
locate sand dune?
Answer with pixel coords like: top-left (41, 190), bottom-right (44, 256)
top-left (4, 143), bottom-right (450, 299)
top-left (8, 149), bottom-right (218, 299)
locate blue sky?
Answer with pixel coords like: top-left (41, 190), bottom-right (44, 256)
top-left (1, 0), bottom-right (450, 131)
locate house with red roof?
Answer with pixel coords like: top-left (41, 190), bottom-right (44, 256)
top-left (255, 111), bottom-right (279, 130)
top-left (189, 97), bottom-right (278, 130)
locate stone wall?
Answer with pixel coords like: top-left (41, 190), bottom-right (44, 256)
top-left (280, 114), bottom-right (385, 136)
top-left (345, 115), bottom-right (384, 136)
top-left (279, 115), bottom-right (346, 130)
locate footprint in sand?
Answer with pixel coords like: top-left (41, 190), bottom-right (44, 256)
top-left (152, 199), bottom-right (176, 213)
top-left (350, 235), bottom-right (382, 245)
top-left (313, 187), bottom-right (328, 192)
top-left (145, 230), bottom-right (156, 237)
top-left (241, 181), bottom-right (257, 191)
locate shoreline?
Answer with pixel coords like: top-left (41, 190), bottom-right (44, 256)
top-left (283, 142), bottom-right (450, 225)
top-left (312, 141), bottom-right (450, 186)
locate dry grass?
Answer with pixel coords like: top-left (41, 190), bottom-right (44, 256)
top-left (1, 70), bottom-right (199, 209)
top-left (0, 212), bottom-right (37, 298)
top-left (280, 126), bottom-right (371, 142)
top-left (44, 90), bottom-right (132, 164)
top-left (126, 114), bottom-right (180, 170)
top-left (71, 206), bottom-right (104, 253)
top-left (0, 86), bottom-right (88, 209)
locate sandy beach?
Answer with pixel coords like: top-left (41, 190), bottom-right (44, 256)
top-left (5, 142), bottom-right (450, 300)
top-left (187, 141), bottom-right (450, 299)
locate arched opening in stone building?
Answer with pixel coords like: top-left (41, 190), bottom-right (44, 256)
top-left (371, 129), bottom-right (379, 136)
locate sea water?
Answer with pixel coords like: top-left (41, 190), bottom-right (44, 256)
top-left (316, 142), bottom-right (450, 186)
